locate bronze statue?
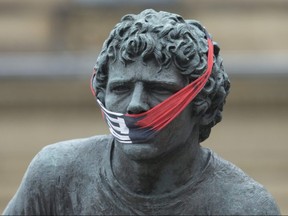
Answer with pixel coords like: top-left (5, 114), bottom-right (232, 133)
top-left (3, 9), bottom-right (280, 215)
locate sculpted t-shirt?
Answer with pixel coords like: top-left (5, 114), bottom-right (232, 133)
top-left (3, 135), bottom-right (280, 215)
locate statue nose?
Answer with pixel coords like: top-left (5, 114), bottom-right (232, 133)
top-left (127, 83), bottom-right (150, 114)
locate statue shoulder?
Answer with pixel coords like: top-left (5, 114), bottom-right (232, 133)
top-left (32, 134), bottom-right (110, 168)
top-left (3, 135), bottom-right (112, 215)
top-left (222, 182), bottom-right (280, 215)
top-left (244, 185), bottom-right (281, 215)
top-left (205, 149), bottom-right (281, 215)
top-left (40, 134), bottom-right (111, 161)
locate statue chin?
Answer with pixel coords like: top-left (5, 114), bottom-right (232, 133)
top-left (117, 142), bottom-right (162, 161)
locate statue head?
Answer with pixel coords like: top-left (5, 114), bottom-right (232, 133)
top-left (92, 9), bottom-right (230, 143)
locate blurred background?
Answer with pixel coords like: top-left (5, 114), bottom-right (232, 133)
top-left (0, 0), bottom-right (287, 213)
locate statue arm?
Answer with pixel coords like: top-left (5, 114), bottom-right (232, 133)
top-left (248, 188), bottom-right (281, 215)
top-left (228, 183), bottom-right (281, 215)
top-left (3, 146), bottom-right (57, 215)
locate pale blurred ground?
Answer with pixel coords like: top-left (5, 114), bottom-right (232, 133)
top-left (0, 0), bottom-right (288, 214)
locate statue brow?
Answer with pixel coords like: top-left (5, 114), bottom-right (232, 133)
top-left (108, 79), bottom-right (183, 89)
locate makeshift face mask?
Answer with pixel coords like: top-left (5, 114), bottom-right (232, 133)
top-left (91, 33), bottom-right (214, 144)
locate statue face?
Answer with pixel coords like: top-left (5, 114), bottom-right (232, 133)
top-left (104, 58), bottom-right (200, 160)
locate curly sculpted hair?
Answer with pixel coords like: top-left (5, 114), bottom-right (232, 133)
top-left (92, 9), bottom-right (230, 142)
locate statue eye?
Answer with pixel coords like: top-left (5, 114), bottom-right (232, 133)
top-left (110, 84), bottom-right (131, 94)
top-left (150, 84), bottom-right (176, 95)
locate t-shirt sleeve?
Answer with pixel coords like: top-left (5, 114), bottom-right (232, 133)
top-left (3, 146), bottom-right (57, 215)
top-left (205, 149), bottom-right (281, 215)
top-left (246, 187), bottom-right (281, 215)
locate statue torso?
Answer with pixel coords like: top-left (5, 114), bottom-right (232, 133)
top-left (3, 135), bottom-right (280, 215)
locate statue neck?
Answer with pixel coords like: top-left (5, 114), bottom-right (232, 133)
top-left (111, 137), bottom-right (203, 196)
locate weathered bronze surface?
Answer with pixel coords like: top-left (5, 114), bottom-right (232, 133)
top-left (3, 9), bottom-right (280, 215)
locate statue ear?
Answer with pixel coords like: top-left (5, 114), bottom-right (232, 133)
top-left (90, 70), bottom-right (97, 97)
top-left (194, 102), bottom-right (216, 126)
top-left (90, 68), bottom-right (106, 103)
